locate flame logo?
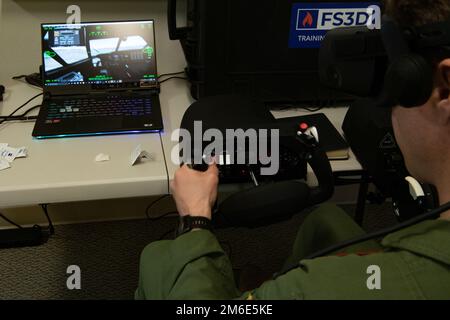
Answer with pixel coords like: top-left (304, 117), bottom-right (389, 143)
top-left (302, 12), bottom-right (314, 27)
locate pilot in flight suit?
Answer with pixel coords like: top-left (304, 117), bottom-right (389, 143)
top-left (135, 204), bottom-right (450, 300)
top-left (135, 0), bottom-right (450, 300)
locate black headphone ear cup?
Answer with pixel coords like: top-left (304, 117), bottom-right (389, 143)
top-left (383, 54), bottom-right (434, 108)
top-left (421, 184), bottom-right (440, 211)
top-left (215, 181), bottom-right (311, 228)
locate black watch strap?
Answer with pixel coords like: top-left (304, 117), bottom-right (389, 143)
top-left (176, 216), bottom-right (212, 238)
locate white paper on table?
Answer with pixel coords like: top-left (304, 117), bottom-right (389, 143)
top-left (0, 159), bottom-right (11, 171)
top-left (0, 146), bottom-right (20, 163)
top-left (130, 145), bottom-right (152, 166)
top-left (95, 153), bottom-right (110, 162)
top-left (15, 147), bottom-right (28, 158)
top-left (0, 143), bottom-right (8, 158)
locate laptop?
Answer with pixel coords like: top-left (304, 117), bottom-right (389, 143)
top-left (33, 20), bottom-right (163, 139)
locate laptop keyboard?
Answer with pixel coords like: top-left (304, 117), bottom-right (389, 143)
top-left (45, 96), bottom-right (152, 123)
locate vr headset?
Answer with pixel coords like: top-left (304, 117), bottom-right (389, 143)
top-left (321, 15), bottom-right (450, 221)
top-left (320, 15), bottom-right (450, 108)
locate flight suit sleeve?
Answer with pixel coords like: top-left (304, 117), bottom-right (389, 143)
top-left (136, 230), bottom-right (241, 300)
top-left (240, 253), bottom-right (419, 300)
top-left (136, 226), bottom-right (418, 300)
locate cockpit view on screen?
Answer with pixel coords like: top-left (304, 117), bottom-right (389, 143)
top-left (42, 21), bottom-right (157, 86)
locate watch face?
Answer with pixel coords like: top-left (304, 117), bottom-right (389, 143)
top-left (177, 216), bottom-right (191, 237)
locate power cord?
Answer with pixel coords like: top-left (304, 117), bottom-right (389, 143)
top-left (145, 196), bottom-right (231, 252)
top-left (158, 76), bottom-right (188, 85)
top-left (0, 93), bottom-right (43, 125)
top-left (145, 195), bottom-right (178, 240)
top-left (271, 104), bottom-right (324, 113)
top-left (145, 195), bottom-right (179, 240)
top-left (0, 104), bottom-right (41, 122)
top-left (40, 204), bottom-right (55, 236)
top-left (157, 70), bottom-right (188, 85)
top-left (0, 209), bottom-right (51, 249)
top-left (145, 195), bottom-right (176, 221)
top-left (12, 74), bottom-right (43, 89)
top-left (0, 205), bottom-right (54, 236)
top-left (157, 71), bottom-right (186, 80)
top-left (0, 212), bottom-right (23, 229)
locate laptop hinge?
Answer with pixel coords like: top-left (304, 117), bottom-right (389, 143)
top-left (44, 85), bottom-right (160, 99)
top-left (44, 92), bottom-right (90, 99)
top-left (126, 86), bottom-right (160, 95)
top-left (140, 81), bottom-right (160, 91)
top-left (88, 91), bottom-right (109, 95)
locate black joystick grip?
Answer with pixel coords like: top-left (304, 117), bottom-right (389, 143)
top-left (186, 163), bottom-right (210, 172)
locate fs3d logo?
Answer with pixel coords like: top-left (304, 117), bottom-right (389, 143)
top-left (289, 2), bottom-right (381, 48)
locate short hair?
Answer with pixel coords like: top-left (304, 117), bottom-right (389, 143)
top-left (384, 0), bottom-right (450, 27)
top-left (384, 0), bottom-right (450, 70)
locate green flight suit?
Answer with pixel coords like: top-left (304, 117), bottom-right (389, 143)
top-left (135, 204), bottom-right (450, 300)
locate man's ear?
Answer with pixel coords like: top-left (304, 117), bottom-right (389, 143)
top-left (437, 58), bottom-right (450, 98)
top-left (436, 58), bottom-right (450, 125)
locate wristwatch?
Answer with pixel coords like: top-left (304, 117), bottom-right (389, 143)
top-left (175, 215), bottom-right (212, 238)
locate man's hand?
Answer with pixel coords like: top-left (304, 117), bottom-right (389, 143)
top-left (171, 163), bottom-right (219, 220)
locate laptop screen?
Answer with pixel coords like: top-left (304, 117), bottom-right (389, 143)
top-left (41, 20), bottom-right (157, 88)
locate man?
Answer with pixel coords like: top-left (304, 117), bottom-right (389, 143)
top-left (136, 0), bottom-right (450, 300)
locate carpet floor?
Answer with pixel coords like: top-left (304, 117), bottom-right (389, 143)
top-left (0, 203), bottom-right (397, 300)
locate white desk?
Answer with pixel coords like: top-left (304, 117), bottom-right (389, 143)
top-left (0, 79), bottom-right (363, 208)
top-left (0, 82), bottom-right (168, 208)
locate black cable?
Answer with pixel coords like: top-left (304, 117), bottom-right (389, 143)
top-left (4, 93), bottom-right (42, 116)
top-left (12, 74), bottom-right (43, 89)
top-left (0, 115), bottom-right (39, 122)
top-left (0, 93), bottom-right (43, 125)
top-left (0, 212), bottom-right (23, 229)
top-left (158, 77), bottom-right (188, 85)
top-left (149, 211), bottom-right (178, 223)
top-left (19, 105), bottom-right (41, 117)
top-left (0, 105), bottom-right (41, 123)
top-left (40, 204), bottom-right (55, 236)
top-left (305, 203), bottom-right (449, 260)
top-left (272, 105), bottom-right (324, 112)
top-left (145, 195), bottom-right (180, 241)
top-left (145, 195), bottom-right (174, 220)
top-left (12, 75), bottom-right (28, 80)
top-left (157, 71), bottom-right (186, 80)
top-left (300, 107), bottom-right (324, 112)
top-left (0, 116), bottom-right (38, 122)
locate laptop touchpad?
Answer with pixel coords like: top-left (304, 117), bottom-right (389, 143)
top-left (76, 116), bottom-right (123, 131)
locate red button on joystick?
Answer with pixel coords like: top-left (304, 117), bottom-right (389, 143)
top-left (299, 123), bottom-right (309, 132)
